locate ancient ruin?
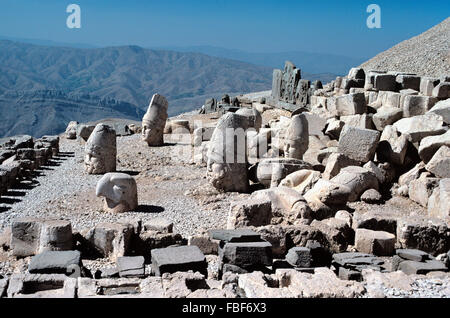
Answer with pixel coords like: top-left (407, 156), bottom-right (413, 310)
top-left (84, 123), bottom-right (117, 174)
top-left (142, 94), bottom-right (169, 146)
top-left (1, 62), bottom-right (449, 299)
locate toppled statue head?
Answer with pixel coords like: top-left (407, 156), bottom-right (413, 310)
top-left (284, 114), bottom-right (309, 160)
top-left (96, 173), bottom-right (138, 213)
top-left (85, 123), bottom-right (117, 174)
top-left (142, 94), bottom-right (169, 146)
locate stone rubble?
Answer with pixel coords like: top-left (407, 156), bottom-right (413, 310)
top-left (1, 64), bottom-right (449, 298)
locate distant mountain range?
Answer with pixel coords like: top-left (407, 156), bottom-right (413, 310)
top-left (0, 39), bottom-right (352, 138)
top-left (0, 40), bottom-right (275, 137)
top-left (156, 45), bottom-right (365, 75)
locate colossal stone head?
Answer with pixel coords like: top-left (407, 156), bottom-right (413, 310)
top-left (65, 121), bottom-right (78, 140)
top-left (85, 124), bottom-right (117, 175)
top-left (206, 112), bottom-right (250, 193)
top-left (284, 114), bottom-right (309, 160)
top-left (142, 94), bottom-right (169, 146)
top-left (96, 173), bottom-right (138, 213)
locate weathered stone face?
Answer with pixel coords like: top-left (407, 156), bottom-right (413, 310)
top-left (284, 114), bottom-right (309, 160)
top-left (96, 173), bottom-right (138, 213)
top-left (65, 121), bottom-right (78, 139)
top-left (206, 113), bottom-right (249, 193)
top-left (84, 123), bottom-right (117, 174)
top-left (142, 94), bottom-right (169, 146)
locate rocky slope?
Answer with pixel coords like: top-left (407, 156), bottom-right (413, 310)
top-left (360, 17), bottom-right (450, 77)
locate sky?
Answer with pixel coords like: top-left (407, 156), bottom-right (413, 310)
top-left (0, 0), bottom-right (449, 59)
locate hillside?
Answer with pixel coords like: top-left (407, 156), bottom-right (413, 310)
top-left (159, 45), bottom-right (362, 75)
top-left (0, 90), bottom-right (145, 137)
top-left (360, 17), bottom-right (450, 77)
top-left (0, 41), bottom-right (274, 137)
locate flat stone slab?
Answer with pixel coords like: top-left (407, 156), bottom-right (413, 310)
top-left (285, 247), bottom-right (312, 268)
top-left (209, 229), bottom-right (261, 243)
top-left (220, 241), bottom-right (273, 269)
top-left (150, 245), bottom-right (207, 277)
top-left (117, 256), bottom-right (145, 278)
top-left (399, 260), bottom-right (448, 275)
top-left (28, 251), bottom-right (81, 275)
top-left (143, 218), bottom-right (173, 233)
top-left (396, 249), bottom-right (431, 262)
top-left (332, 252), bottom-right (373, 263)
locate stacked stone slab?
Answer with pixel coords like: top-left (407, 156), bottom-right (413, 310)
top-left (393, 249), bottom-right (447, 275)
top-left (11, 218), bottom-right (73, 257)
top-left (210, 229), bottom-right (273, 278)
top-left (332, 252), bottom-right (386, 281)
top-left (0, 135), bottom-right (59, 196)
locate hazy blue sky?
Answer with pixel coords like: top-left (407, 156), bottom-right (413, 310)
top-left (0, 0), bottom-right (449, 58)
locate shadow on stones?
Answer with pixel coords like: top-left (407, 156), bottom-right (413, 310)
top-left (57, 152), bottom-right (75, 158)
top-left (117, 170), bottom-right (140, 176)
top-left (135, 205), bottom-right (165, 214)
top-left (4, 190), bottom-right (26, 197)
top-left (0, 206), bottom-right (11, 213)
top-left (0, 197), bottom-right (21, 204)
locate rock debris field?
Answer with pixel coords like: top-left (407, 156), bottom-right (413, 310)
top-left (0, 56), bottom-right (449, 298)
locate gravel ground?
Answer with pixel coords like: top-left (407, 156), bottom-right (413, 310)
top-left (0, 133), bottom-right (243, 237)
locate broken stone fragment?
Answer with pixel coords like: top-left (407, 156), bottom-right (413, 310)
top-left (393, 113), bottom-right (446, 143)
top-left (65, 121), bottom-right (78, 139)
top-left (427, 99), bottom-right (450, 124)
top-left (372, 107), bottom-right (403, 131)
top-left (279, 169), bottom-right (321, 195)
top-left (425, 145), bottom-right (450, 178)
top-left (338, 125), bottom-right (380, 163)
top-left (374, 74), bottom-right (397, 91)
top-left (408, 173), bottom-right (440, 207)
top-left (96, 173), bottom-right (138, 213)
top-left (256, 158), bottom-right (312, 188)
top-left (84, 222), bottom-right (134, 261)
top-left (377, 125), bottom-right (408, 165)
top-left (116, 256), bottom-right (145, 278)
top-left (219, 241), bottom-right (273, 272)
top-left (11, 218), bottom-right (42, 257)
top-left (355, 229), bottom-right (396, 256)
top-left (28, 250), bottom-right (82, 276)
top-left (399, 260), bottom-right (448, 275)
top-left (418, 130), bottom-right (450, 163)
top-left (396, 249), bottom-right (430, 262)
top-left (209, 229), bottom-right (261, 244)
top-left (428, 178), bottom-right (450, 218)
top-left (285, 247), bottom-right (312, 268)
top-left (150, 245), bottom-right (207, 277)
top-left (396, 217), bottom-right (449, 255)
top-left (38, 220), bottom-right (73, 253)
top-left (402, 95), bottom-right (438, 117)
top-left (250, 186), bottom-right (312, 225)
top-left (227, 198), bottom-right (272, 229)
top-left (143, 217), bottom-right (173, 234)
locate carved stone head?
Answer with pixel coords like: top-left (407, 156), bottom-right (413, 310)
top-left (96, 173), bottom-right (138, 213)
top-left (142, 94), bottom-right (168, 146)
top-left (85, 124), bottom-right (117, 174)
